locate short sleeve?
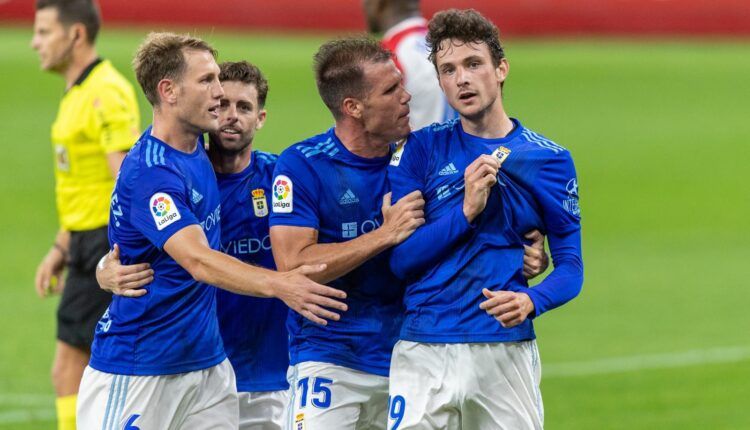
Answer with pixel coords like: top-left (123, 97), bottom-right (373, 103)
top-left (94, 84), bottom-right (140, 153)
top-left (129, 165), bottom-right (199, 249)
top-left (387, 132), bottom-right (428, 203)
top-left (268, 150), bottom-right (321, 229)
top-left (534, 151), bottom-right (581, 234)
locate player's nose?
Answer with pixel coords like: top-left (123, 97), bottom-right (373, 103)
top-left (402, 88), bottom-right (412, 104)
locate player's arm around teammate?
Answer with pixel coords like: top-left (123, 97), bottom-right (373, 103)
top-left (270, 190), bottom-right (424, 284)
top-left (95, 240), bottom-right (349, 325)
top-left (166, 224), bottom-right (349, 325)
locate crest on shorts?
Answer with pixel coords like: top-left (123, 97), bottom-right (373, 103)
top-left (295, 413), bottom-right (305, 430)
top-left (251, 188), bottom-right (268, 217)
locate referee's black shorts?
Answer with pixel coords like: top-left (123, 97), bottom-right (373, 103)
top-left (56, 226), bottom-right (112, 350)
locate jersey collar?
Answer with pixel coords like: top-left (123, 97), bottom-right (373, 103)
top-left (71, 57), bottom-right (103, 88)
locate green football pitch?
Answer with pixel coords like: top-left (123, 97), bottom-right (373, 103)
top-left (1, 26), bottom-right (749, 429)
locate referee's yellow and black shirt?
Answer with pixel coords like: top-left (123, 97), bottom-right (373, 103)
top-left (51, 59), bottom-right (140, 231)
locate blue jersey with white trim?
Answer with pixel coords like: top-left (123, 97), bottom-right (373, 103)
top-left (91, 127), bottom-right (225, 375)
top-left (215, 150), bottom-right (290, 392)
top-left (269, 128), bottom-right (403, 377)
top-left (388, 118), bottom-right (583, 343)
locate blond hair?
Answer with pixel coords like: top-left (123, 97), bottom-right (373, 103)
top-left (133, 32), bottom-right (217, 106)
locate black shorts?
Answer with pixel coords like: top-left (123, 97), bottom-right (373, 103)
top-left (56, 227), bottom-right (112, 350)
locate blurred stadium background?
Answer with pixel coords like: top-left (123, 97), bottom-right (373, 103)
top-left (1, 0), bottom-right (749, 428)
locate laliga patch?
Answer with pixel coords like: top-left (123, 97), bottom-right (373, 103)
top-left (150, 192), bottom-right (181, 230)
top-left (491, 146), bottom-right (511, 167)
top-left (272, 175), bottom-right (293, 213)
top-left (294, 413), bottom-right (306, 430)
top-left (252, 188), bottom-right (269, 217)
top-left (390, 139), bottom-right (406, 166)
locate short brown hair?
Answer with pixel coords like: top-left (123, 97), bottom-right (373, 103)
top-left (36, 0), bottom-right (101, 43)
top-left (427, 9), bottom-right (505, 69)
top-left (313, 37), bottom-right (391, 119)
top-left (219, 61), bottom-right (269, 108)
top-left (133, 32), bottom-right (217, 106)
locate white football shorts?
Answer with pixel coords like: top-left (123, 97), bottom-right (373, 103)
top-left (77, 358), bottom-right (238, 430)
top-left (388, 340), bottom-right (544, 430)
top-left (287, 361), bottom-right (389, 430)
top-left (239, 388), bottom-right (290, 430)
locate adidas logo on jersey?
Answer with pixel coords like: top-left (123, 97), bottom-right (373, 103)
top-left (438, 163), bottom-right (459, 176)
top-left (191, 189), bottom-right (203, 204)
top-left (339, 189), bottom-right (360, 205)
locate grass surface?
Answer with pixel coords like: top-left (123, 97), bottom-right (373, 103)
top-left (1, 26), bottom-right (749, 429)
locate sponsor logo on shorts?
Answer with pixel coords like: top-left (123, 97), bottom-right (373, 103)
top-left (272, 175), bottom-right (293, 213)
top-left (252, 188), bottom-right (269, 217)
top-left (150, 192), bottom-right (181, 230)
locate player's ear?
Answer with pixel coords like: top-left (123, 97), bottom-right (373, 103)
top-left (256, 109), bottom-right (267, 130)
top-left (495, 58), bottom-right (509, 85)
top-left (341, 97), bottom-right (363, 120)
top-left (157, 78), bottom-right (178, 105)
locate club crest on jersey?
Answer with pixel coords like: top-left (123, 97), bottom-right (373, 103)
top-left (491, 146), bottom-right (511, 167)
top-left (390, 139), bottom-right (406, 166)
top-left (272, 175), bottom-right (293, 213)
top-left (251, 188), bottom-right (269, 217)
top-left (563, 178), bottom-right (580, 216)
top-left (150, 192), bottom-right (181, 230)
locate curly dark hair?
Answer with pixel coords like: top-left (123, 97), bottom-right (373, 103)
top-left (426, 9), bottom-right (505, 69)
top-left (219, 61), bottom-right (269, 108)
top-left (313, 36), bottom-right (391, 119)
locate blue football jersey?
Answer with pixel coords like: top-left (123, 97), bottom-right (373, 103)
top-left (215, 150), bottom-right (290, 392)
top-left (269, 128), bottom-right (403, 377)
top-left (91, 127), bottom-right (225, 375)
top-left (388, 118), bottom-right (583, 343)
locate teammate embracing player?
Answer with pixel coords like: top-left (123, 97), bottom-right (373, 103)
top-left (99, 60), bottom-right (292, 430)
top-left (387, 9), bottom-right (584, 430)
top-left (78, 33), bottom-right (346, 429)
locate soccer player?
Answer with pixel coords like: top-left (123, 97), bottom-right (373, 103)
top-left (364, 0), bottom-right (457, 129)
top-left (268, 38), bottom-right (426, 430)
top-left (30, 1), bottom-right (139, 428)
top-left (209, 61), bottom-right (290, 430)
top-left (386, 9), bottom-right (584, 429)
top-left (76, 33), bottom-right (346, 429)
top-left (96, 60), bottom-right (291, 430)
